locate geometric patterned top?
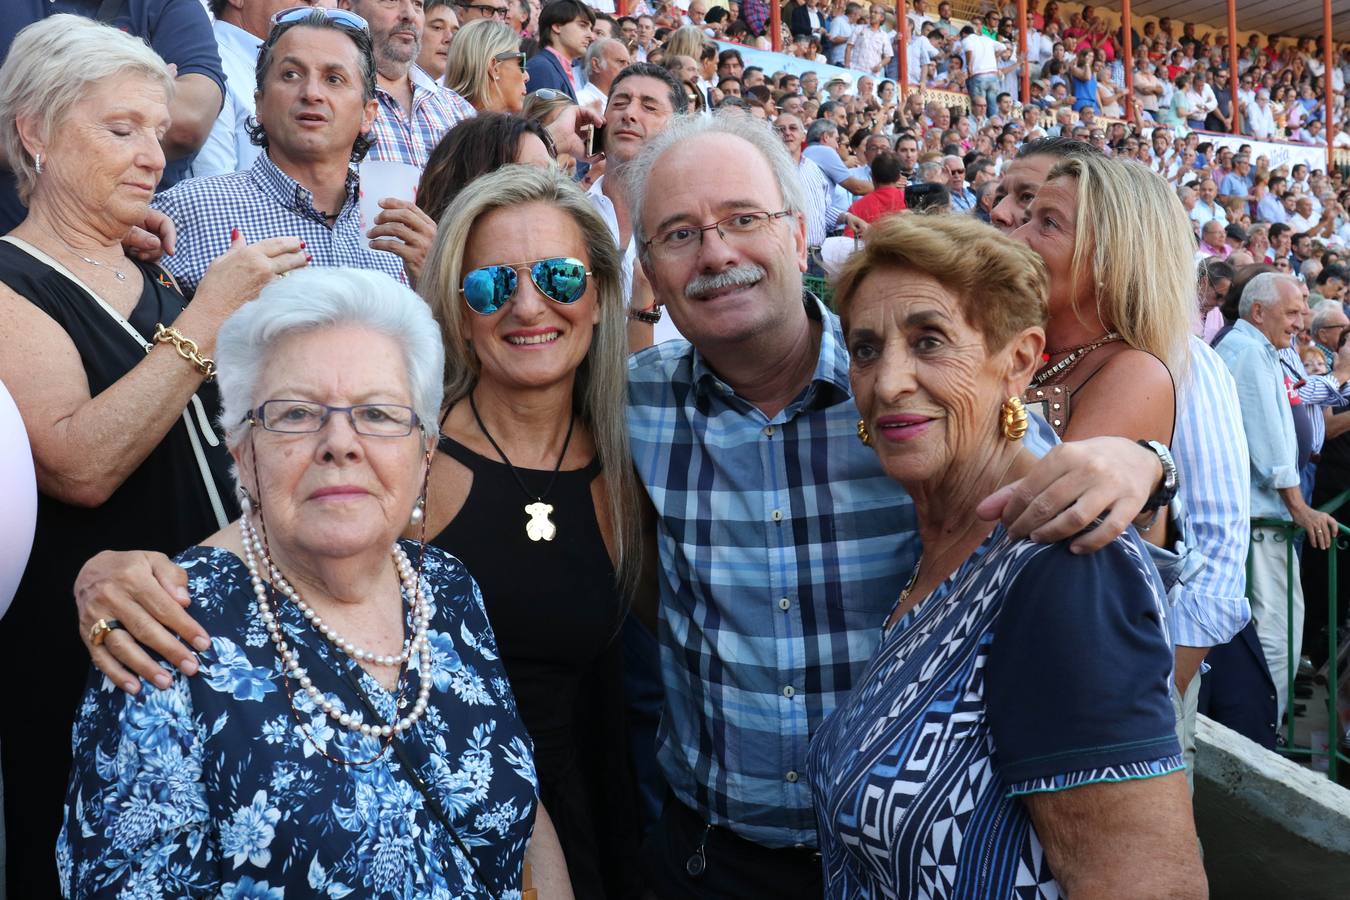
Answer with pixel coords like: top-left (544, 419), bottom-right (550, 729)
top-left (808, 528), bottom-right (1183, 898)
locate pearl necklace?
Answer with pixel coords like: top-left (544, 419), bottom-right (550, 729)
top-left (239, 515), bottom-right (433, 738)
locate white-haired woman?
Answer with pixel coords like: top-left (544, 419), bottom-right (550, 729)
top-left (0, 16), bottom-right (304, 893)
top-left (60, 268), bottom-right (571, 899)
top-left (445, 18), bottom-right (531, 113)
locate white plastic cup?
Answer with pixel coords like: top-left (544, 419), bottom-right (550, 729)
top-left (357, 160), bottom-right (422, 244)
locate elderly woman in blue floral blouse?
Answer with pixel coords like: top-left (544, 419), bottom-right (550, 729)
top-left (59, 268), bottom-right (572, 899)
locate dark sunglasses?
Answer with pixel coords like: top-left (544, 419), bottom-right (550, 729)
top-left (270, 6), bottom-right (369, 31)
top-left (494, 49), bottom-right (528, 69)
top-left (461, 257), bottom-right (591, 315)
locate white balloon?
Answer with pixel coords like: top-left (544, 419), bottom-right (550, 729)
top-left (0, 378), bottom-right (35, 619)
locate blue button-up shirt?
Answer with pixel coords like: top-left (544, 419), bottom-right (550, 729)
top-left (1215, 319), bottom-right (1300, 520)
top-left (151, 153), bottom-right (407, 296)
top-left (1169, 336), bottom-right (1251, 647)
top-left (627, 294), bottom-right (1051, 847)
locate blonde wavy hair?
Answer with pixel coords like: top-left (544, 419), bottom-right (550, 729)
top-left (444, 18), bottom-right (519, 109)
top-left (663, 25), bottom-right (709, 62)
top-left (1048, 154), bottom-right (1192, 380)
top-left (419, 165), bottom-right (642, 598)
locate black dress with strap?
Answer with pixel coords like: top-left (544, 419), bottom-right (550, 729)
top-left (0, 240), bottom-right (235, 898)
top-left (430, 433), bottom-right (642, 899)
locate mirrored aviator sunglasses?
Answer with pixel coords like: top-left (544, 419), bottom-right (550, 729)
top-left (460, 257), bottom-right (591, 315)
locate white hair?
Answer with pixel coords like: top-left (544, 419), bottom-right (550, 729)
top-left (1238, 272), bottom-right (1298, 320)
top-left (1310, 299), bottom-right (1345, 335)
top-left (0, 15), bottom-right (173, 204)
top-left (625, 111), bottom-right (806, 254)
top-left (215, 268), bottom-right (445, 448)
top-left (584, 37), bottom-right (622, 73)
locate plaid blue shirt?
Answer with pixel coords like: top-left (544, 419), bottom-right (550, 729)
top-left (366, 66), bottom-right (475, 168)
top-left (627, 295), bottom-right (913, 848)
top-left (151, 153), bottom-right (407, 296)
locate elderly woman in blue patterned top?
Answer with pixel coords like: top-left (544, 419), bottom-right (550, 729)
top-left (60, 268), bottom-right (572, 898)
top-left (806, 215), bottom-right (1205, 899)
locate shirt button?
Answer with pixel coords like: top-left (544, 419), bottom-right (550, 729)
top-left (783, 685), bottom-right (796, 698)
top-left (779, 597), bottom-right (791, 611)
top-left (785, 771), bottom-right (800, 783)
top-left (771, 509), bottom-right (784, 521)
top-left (764, 425), bottom-right (775, 437)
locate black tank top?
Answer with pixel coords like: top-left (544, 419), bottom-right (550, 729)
top-left (0, 238), bottom-right (236, 897)
top-left (429, 432), bottom-right (638, 898)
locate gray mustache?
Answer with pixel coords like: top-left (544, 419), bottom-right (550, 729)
top-left (685, 265), bottom-right (766, 299)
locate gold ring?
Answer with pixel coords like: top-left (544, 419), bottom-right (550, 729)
top-left (89, 618), bottom-right (121, 647)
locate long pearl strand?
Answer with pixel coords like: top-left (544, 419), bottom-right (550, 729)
top-left (239, 515), bottom-right (434, 738)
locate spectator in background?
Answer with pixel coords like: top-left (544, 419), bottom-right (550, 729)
top-left (198, 0), bottom-right (303, 179)
top-left (1197, 219), bottom-right (1231, 261)
top-left (775, 113), bottom-right (837, 247)
top-left (844, 150), bottom-right (904, 234)
top-left (445, 19), bottom-right (531, 113)
top-left (526, 0), bottom-right (595, 100)
top-left (803, 118), bottom-right (873, 196)
top-left (0, 0), bottom-right (225, 230)
top-left (577, 37), bottom-right (631, 109)
top-left (846, 5), bottom-right (892, 78)
top-left (1191, 178), bottom-right (1229, 229)
top-left (418, 0), bottom-right (462, 81)
top-left (152, 10), bottom-right (430, 294)
top-left (1245, 88), bottom-right (1278, 140)
top-left (944, 153), bottom-right (976, 211)
top-left (415, 112), bottom-right (556, 221)
top-left (1215, 273), bottom-right (1338, 733)
top-left (962, 23), bottom-right (1004, 111)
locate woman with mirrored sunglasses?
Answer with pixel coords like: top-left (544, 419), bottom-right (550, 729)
top-left (445, 18), bottom-right (531, 114)
top-left (419, 165), bottom-right (648, 898)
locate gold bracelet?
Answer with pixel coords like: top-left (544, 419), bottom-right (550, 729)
top-left (151, 323), bottom-right (216, 380)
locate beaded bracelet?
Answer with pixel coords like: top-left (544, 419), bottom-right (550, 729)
top-left (151, 323), bottom-right (217, 380)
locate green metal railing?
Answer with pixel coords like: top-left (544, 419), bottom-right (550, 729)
top-left (1250, 489), bottom-right (1350, 781)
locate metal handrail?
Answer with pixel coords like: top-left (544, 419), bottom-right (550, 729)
top-left (1250, 487), bottom-right (1350, 780)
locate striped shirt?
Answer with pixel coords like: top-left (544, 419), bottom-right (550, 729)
top-left (1280, 338), bottom-right (1350, 454)
top-left (798, 156), bottom-right (838, 246)
top-left (151, 153), bottom-right (407, 296)
top-left (366, 65), bottom-right (475, 168)
top-left (626, 293), bottom-right (1053, 848)
top-left (1169, 336), bottom-right (1252, 648)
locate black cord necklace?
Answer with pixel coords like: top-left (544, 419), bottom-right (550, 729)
top-left (469, 392), bottom-right (575, 542)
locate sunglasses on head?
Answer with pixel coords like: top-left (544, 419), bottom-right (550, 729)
top-left (270, 6), bottom-right (369, 31)
top-left (461, 257), bottom-right (591, 315)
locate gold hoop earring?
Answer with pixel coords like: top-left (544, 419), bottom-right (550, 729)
top-left (856, 418), bottom-right (873, 447)
top-left (1000, 396), bottom-right (1028, 441)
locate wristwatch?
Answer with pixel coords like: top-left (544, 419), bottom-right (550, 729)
top-left (1138, 439), bottom-right (1179, 512)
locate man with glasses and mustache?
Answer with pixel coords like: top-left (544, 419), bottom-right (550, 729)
top-left (944, 154), bottom-right (975, 211)
top-left (339, 0), bottom-right (475, 166)
top-left (152, 8), bottom-right (434, 294)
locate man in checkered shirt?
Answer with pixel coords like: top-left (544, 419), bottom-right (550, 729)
top-left (152, 10), bottom-right (436, 296)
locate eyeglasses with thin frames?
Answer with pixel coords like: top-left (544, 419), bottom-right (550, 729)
top-left (247, 400), bottom-right (422, 437)
top-left (466, 3), bottom-right (511, 19)
top-left (643, 210), bottom-right (792, 257)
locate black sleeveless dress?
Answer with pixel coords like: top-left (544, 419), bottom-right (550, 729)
top-left (431, 434), bottom-right (642, 899)
top-left (0, 240), bottom-right (235, 898)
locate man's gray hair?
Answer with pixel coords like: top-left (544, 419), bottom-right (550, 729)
top-left (585, 37), bottom-right (622, 74)
top-left (0, 15), bottom-right (173, 204)
top-left (215, 268), bottom-right (445, 451)
top-left (805, 118), bottom-right (837, 145)
top-left (1310, 299), bottom-right (1345, 335)
top-left (915, 160), bottom-right (945, 183)
top-left (1238, 272), bottom-right (1297, 320)
top-left (626, 112), bottom-right (805, 252)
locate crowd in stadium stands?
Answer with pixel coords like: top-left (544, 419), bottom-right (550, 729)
top-left (0, 0), bottom-right (1348, 898)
